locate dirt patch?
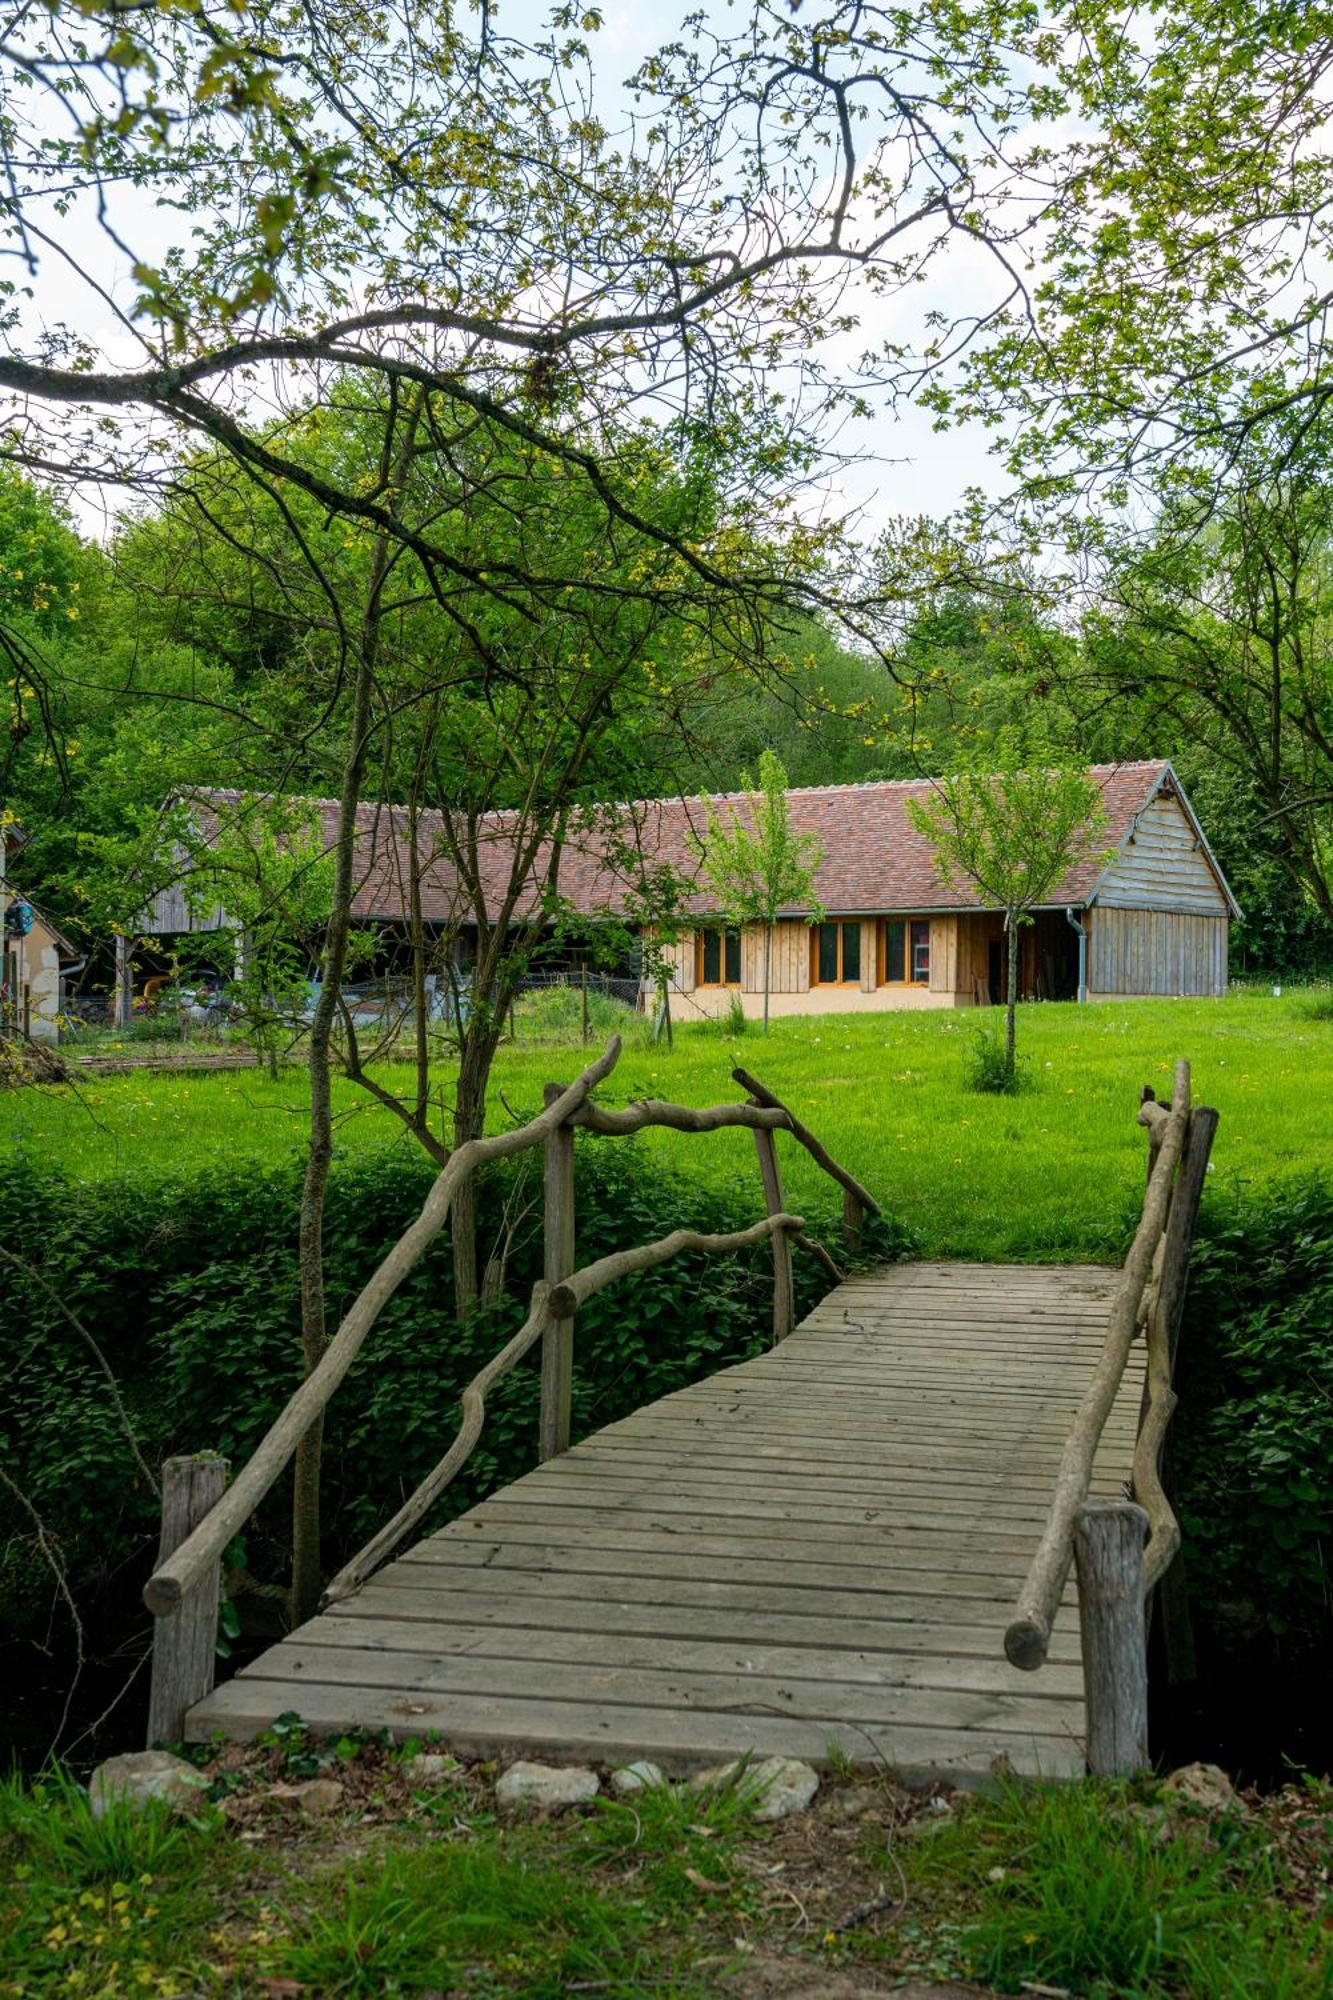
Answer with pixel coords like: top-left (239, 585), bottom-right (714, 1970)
top-left (715, 1956), bottom-right (983, 1999)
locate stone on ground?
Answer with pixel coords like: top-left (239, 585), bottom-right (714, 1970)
top-left (610, 1760), bottom-right (667, 1796)
top-left (89, 1750), bottom-right (210, 1820)
top-left (1162, 1761), bottom-right (1245, 1812)
top-left (690, 1756), bottom-right (819, 1821)
top-left (495, 1761), bottom-right (600, 1812)
top-left (404, 1752), bottom-right (462, 1785)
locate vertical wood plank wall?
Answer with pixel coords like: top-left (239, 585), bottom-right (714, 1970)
top-left (1087, 909), bottom-right (1228, 997)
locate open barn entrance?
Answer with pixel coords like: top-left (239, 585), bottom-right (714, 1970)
top-left (979, 912), bottom-right (1081, 1005)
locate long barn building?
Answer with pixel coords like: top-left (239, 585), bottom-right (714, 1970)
top-left (144, 760), bottom-right (1236, 1018)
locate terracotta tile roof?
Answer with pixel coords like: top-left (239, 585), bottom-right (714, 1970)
top-left (182, 761), bottom-right (1177, 926)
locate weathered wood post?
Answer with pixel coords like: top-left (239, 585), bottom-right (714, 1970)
top-left (1074, 1497), bottom-right (1150, 1775)
top-left (147, 1453), bottom-right (229, 1747)
top-left (539, 1081), bottom-right (576, 1459)
top-left (114, 932), bottom-right (133, 1029)
top-left (841, 1188), bottom-right (864, 1256)
top-left (1140, 1102), bottom-right (1219, 1684)
top-left (751, 1120), bottom-right (795, 1345)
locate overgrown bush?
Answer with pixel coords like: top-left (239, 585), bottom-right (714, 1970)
top-left (1174, 1174), bottom-right (1333, 1654)
top-left (964, 1026), bottom-right (1031, 1095)
top-left (509, 983), bottom-right (650, 1048)
top-left (0, 1142), bottom-right (908, 1673)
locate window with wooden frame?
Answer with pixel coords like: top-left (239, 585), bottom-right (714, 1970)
top-left (811, 919), bottom-right (862, 985)
top-left (880, 917), bottom-right (931, 985)
top-left (696, 925), bottom-right (742, 986)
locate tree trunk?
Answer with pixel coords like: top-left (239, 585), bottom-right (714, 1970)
top-left (763, 924), bottom-right (772, 1034)
top-left (290, 396), bottom-right (423, 1624)
top-left (450, 1020), bottom-right (501, 1312)
top-left (1005, 913), bottom-right (1019, 1084)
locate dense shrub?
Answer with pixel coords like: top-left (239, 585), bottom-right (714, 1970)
top-left (0, 1141), bottom-right (908, 1651)
top-left (1174, 1175), bottom-right (1333, 1655)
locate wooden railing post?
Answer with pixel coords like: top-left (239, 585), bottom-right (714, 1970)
top-left (147, 1453), bottom-right (228, 1747)
top-left (1074, 1497), bottom-right (1150, 1775)
top-left (841, 1189), bottom-right (864, 1256)
top-left (540, 1082), bottom-right (575, 1460)
top-left (752, 1121), bottom-right (795, 1344)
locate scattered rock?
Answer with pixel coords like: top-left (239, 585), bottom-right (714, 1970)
top-left (265, 1777), bottom-right (346, 1815)
top-left (689, 1756), bottom-right (819, 1822)
top-left (822, 1786), bottom-right (876, 1822)
top-left (610, 1760), bottom-right (667, 1796)
top-left (1162, 1761), bottom-right (1245, 1814)
top-left (294, 1778), bottom-right (345, 1816)
top-left (495, 1760), bottom-right (599, 1812)
top-left (89, 1750), bottom-right (210, 1820)
top-left (404, 1752), bottom-right (462, 1785)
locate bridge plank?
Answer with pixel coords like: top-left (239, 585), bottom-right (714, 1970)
top-left (190, 1258), bottom-right (1135, 1781)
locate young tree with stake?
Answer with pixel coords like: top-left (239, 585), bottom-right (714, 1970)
top-left (908, 756), bottom-right (1110, 1087)
top-left (696, 750), bottom-right (823, 1032)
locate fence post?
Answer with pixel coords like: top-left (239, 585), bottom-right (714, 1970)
top-left (580, 963), bottom-right (589, 1045)
top-left (751, 1123), bottom-right (794, 1345)
top-left (114, 933), bottom-right (133, 1028)
top-left (1074, 1497), bottom-right (1150, 1775)
top-left (539, 1082), bottom-right (575, 1460)
top-left (147, 1453), bottom-right (229, 1747)
top-left (841, 1188), bottom-right (864, 1256)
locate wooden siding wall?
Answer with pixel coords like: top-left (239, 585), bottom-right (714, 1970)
top-left (1098, 793), bottom-right (1230, 915)
top-left (928, 915), bottom-right (958, 995)
top-left (1088, 908), bottom-right (1228, 996)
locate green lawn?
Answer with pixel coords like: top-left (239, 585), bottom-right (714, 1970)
top-left (6, 991), bottom-right (1330, 1259)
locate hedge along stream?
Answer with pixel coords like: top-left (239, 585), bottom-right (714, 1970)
top-left (0, 1143), bottom-right (907, 1657)
top-left (2, 1149), bottom-right (1328, 1772)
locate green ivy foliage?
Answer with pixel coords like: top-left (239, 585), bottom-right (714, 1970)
top-left (1174, 1176), bottom-right (1333, 1652)
top-left (0, 1144), bottom-right (908, 1642)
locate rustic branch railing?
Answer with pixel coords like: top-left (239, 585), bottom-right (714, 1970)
top-left (1004, 1058), bottom-right (1219, 1776)
top-left (142, 1034), bottom-right (872, 1737)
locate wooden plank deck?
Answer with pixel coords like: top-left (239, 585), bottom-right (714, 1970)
top-left (189, 1260), bottom-right (1144, 1783)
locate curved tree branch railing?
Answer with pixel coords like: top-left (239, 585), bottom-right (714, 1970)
top-left (323, 1211), bottom-right (805, 1604)
top-left (1004, 1059), bottom-right (1219, 1777)
top-left (141, 1033), bottom-right (876, 1738)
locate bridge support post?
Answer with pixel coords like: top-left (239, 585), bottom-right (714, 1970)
top-left (540, 1083), bottom-right (575, 1459)
top-left (1074, 1497), bottom-right (1150, 1776)
top-left (147, 1453), bottom-right (229, 1747)
top-left (751, 1124), bottom-right (794, 1344)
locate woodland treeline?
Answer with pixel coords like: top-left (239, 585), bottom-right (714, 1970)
top-left (5, 432), bottom-right (1332, 982)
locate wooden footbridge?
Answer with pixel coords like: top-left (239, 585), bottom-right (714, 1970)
top-left (143, 1042), bottom-right (1217, 1785)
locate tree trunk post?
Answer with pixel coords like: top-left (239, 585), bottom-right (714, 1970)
top-left (114, 932), bottom-right (133, 1028)
top-left (763, 924), bottom-right (772, 1034)
top-left (1074, 1497), bottom-right (1150, 1776)
top-left (147, 1454), bottom-right (228, 1748)
top-left (540, 1081), bottom-right (576, 1459)
top-left (752, 1121), bottom-right (794, 1344)
top-left (841, 1188), bottom-right (864, 1256)
top-left (1005, 912), bottom-right (1019, 1081)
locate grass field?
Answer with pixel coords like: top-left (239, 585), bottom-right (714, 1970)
top-left (5, 991), bottom-right (1330, 1259)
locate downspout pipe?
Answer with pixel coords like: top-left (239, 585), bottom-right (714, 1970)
top-left (1065, 907), bottom-right (1088, 1004)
